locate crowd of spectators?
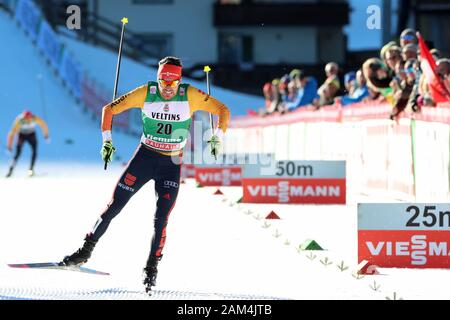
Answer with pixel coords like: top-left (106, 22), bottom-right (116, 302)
top-left (260, 28), bottom-right (450, 120)
top-left (262, 68), bottom-right (318, 115)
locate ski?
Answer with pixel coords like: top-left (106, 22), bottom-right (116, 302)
top-left (8, 262), bottom-right (110, 276)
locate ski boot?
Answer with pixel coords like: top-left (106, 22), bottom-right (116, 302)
top-left (5, 166), bottom-right (14, 178)
top-left (28, 169), bottom-right (35, 177)
top-left (143, 255), bottom-right (162, 295)
top-left (62, 236), bottom-right (98, 267)
top-left (6, 160), bottom-right (17, 178)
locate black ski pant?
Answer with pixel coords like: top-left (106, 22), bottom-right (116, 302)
top-left (88, 144), bottom-right (181, 266)
top-left (12, 132), bottom-right (37, 170)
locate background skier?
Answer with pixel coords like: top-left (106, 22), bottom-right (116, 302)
top-left (6, 110), bottom-right (50, 177)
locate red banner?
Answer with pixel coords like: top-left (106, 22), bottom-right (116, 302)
top-left (359, 230), bottom-right (450, 268)
top-left (195, 167), bottom-right (242, 187)
top-left (417, 32), bottom-right (450, 103)
top-left (242, 178), bottom-right (346, 204)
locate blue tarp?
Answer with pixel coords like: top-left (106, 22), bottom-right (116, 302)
top-left (14, 0), bottom-right (40, 41)
top-left (37, 20), bottom-right (62, 71)
top-left (59, 48), bottom-right (82, 99)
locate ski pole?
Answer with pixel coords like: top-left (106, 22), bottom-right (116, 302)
top-left (37, 74), bottom-right (48, 122)
top-left (105, 17), bottom-right (128, 171)
top-left (203, 66), bottom-right (216, 160)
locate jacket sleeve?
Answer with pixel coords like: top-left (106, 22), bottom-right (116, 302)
top-left (187, 86), bottom-right (231, 134)
top-left (7, 118), bottom-right (20, 149)
top-left (101, 84), bottom-right (148, 141)
top-left (34, 116), bottom-right (49, 138)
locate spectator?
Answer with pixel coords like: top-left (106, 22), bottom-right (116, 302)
top-left (287, 80), bottom-right (297, 102)
top-left (289, 69), bottom-right (302, 83)
top-left (325, 62), bottom-right (339, 79)
top-left (263, 82), bottom-right (271, 95)
top-left (363, 58), bottom-right (393, 91)
top-left (262, 78), bottom-right (282, 115)
top-left (402, 44), bottom-right (418, 61)
top-left (418, 72), bottom-right (436, 107)
top-left (346, 72), bottom-right (357, 94)
top-left (315, 62), bottom-right (341, 107)
top-left (404, 59), bottom-right (419, 82)
top-left (362, 57), bottom-right (395, 106)
top-left (356, 69), bottom-right (367, 87)
top-left (436, 58), bottom-right (450, 96)
top-left (400, 28), bottom-right (418, 47)
top-left (404, 59), bottom-right (422, 112)
top-left (430, 48), bottom-right (441, 61)
top-left (391, 60), bottom-right (406, 95)
top-left (283, 70), bottom-right (318, 111)
top-left (262, 82), bottom-right (272, 113)
top-left (385, 46), bottom-right (403, 72)
top-left (338, 69), bottom-right (369, 106)
top-left (380, 41), bottom-right (397, 62)
top-left (390, 59), bottom-right (415, 119)
top-left (279, 74), bottom-right (291, 104)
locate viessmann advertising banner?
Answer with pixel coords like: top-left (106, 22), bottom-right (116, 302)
top-left (194, 154), bottom-right (273, 187)
top-left (195, 166), bottom-right (242, 187)
top-left (242, 160), bottom-right (346, 204)
top-left (358, 203), bottom-right (450, 268)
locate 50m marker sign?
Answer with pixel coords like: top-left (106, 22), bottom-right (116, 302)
top-left (358, 204), bottom-right (450, 268)
top-left (242, 160), bottom-right (346, 204)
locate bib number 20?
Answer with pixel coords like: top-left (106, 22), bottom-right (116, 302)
top-left (156, 123), bottom-right (173, 135)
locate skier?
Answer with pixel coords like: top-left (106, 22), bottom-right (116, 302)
top-left (6, 110), bottom-right (50, 177)
top-left (62, 56), bottom-right (230, 294)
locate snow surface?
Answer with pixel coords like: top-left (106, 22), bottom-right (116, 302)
top-left (2, 174), bottom-right (450, 300)
top-left (1, 10), bottom-right (450, 300)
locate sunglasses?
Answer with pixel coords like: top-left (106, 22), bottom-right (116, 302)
top-left (158, 79), bottom-right (180, 88)
top-left (401, 34), bottom-right (415, 41)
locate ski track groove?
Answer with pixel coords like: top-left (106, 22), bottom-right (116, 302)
top-left (0, 286), bottom-right (287, 300)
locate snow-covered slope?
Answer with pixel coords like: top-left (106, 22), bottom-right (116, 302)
top-left (0, 10), bottom-right (138, 169)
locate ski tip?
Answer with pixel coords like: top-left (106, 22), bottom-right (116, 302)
top-left (7, 262), bottom-right (110, 275)
top-left (8, 262), bottom-right (61, 268)
top-left (8, 264), bottom-right (28, 268)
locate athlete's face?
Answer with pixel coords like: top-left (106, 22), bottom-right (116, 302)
top-left (158, 79), bottom-right (180, 100)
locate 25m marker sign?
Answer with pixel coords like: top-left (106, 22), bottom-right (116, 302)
top-left (358, 204), bottom-right (450, 268)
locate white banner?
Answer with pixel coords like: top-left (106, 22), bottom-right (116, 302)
top-left (413, 121), bottom-right (450, 201)
top-left (227, 104), bottom-right (450, 201)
